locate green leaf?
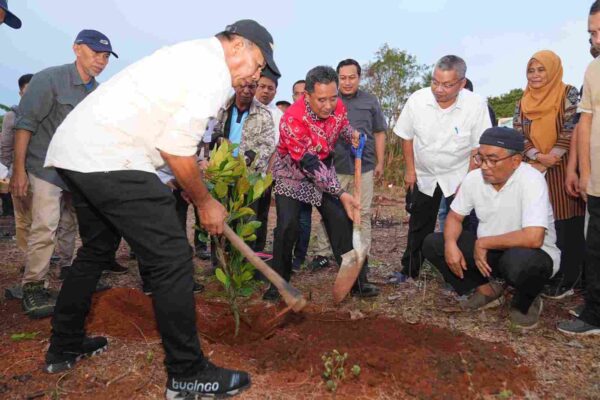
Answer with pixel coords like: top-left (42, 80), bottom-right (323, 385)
top-left (252, 180), bottom-right (265, 200)
top-left (262, 173), bottom-right (273, 189)
top-left (244, 234), bottom-right (257, 242)
top-left (11, 332), bottom-right (39, 341)
top-left (214, 181), bottom-right (228, 198)
top-left (238, 287), bottom-right (254, 297)
top-left (236, 176), bottom-right (251, 196)
top-left (196, 230), bottom-right (209, 243)
top-left (238, 223), bottom-right (254, 237)
top-left (351, 364), bottom-right (361, 377)
top-left (215, 268), bottom-right (230, 288)
top-left (240, 270), bottom-right (254, 282)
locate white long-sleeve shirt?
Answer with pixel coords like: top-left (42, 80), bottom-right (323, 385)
top-left (45, 37), bottom-right (232, 174)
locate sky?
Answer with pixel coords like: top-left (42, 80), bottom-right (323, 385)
top-left (0, 0), bottom-right (594, 109)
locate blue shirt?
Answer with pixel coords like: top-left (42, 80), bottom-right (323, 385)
top-left (228, 106), bottom-right (249, 156)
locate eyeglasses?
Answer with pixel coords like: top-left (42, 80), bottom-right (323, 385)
top-left (472, 153), bottom-right (515, 168)
top-left (431, 78), bottom-right (464, 90)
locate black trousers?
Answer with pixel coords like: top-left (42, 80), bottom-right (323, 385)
top-left (581, 195), bottom-right (600, 326)
top-left (553, 216), bottom-right (585, 288)
top-left (272, 194), bottom-right (367, 283)
top-left (401, 184), bottom-right (469, 278)
top-left (423, 231), bottom-right (553, 313)
top-left (49, 169), bottom-right (204, 377)
top-left (250, 186), bottom-right (272, 252)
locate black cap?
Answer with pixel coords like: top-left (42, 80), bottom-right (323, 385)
top-left (479, 127), bottom-right (524, 152)
top-left (276, 100), bottom-right (291, 107)
top-left (0, 0), bottom-right (22, 29)
top-left (75, 29), bottom-right (118, 58)
top-left (221, 19), bottom-right (280, 78)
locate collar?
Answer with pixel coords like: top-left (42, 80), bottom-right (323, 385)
top-left (69, 62), bottom-right (94, 87)
top-left (341, 89), bottom-right (361, 100)
top-left (425, 88), bottom-right (464, 110)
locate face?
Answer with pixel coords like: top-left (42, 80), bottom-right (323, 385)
top-left (305, 81), bottom-right (338, 119)
top-left (431, 68), bottom-right (465, 105)
top-left (226, 37), bottom-right (266, 88)
top-left (255, 76), bottom-right (277, 105)
top-left (526, 59), bottom-right (548, 89)
top-left (73, 44), bottom-right (110, 79)
top-left (19, 83), bottom-right (29, 97)
top-left (234, 81), bottom-right (257, 107)
top-left (292, 82), bottom-right (305, 102)
top-left (477, 145), bottom-right (521, 186)
top-left (338, 65), bottom-right (360, 96)
top-left (589, 12), bottom-right (600, 51)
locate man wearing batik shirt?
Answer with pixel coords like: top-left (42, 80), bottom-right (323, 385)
top-left (263, 65), bottom-right (380, 301)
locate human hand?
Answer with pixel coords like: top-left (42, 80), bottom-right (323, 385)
top-left (374, 162), bottom-right (384, 181)
top-left (579, 174), bottom-right (589, 202)
top-left (565, 170), bottom-right (580, 198)
top-left (444, 242), bottom-right (466, 279)
top-left (473, 239), bottom-right (491, 278)
top-left (404, 170), bottom-right (416, 191)
top-left (196, 197), bottom-right (227, 235)
top-left (537, 153), bottom-right (561, 168)
top-left (9, 168), bottom-right (28, 197)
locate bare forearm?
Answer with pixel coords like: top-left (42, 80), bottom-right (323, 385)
top-left (478, 227), bottom-right (544, 250)
top-left (374, 132), bottom-right (385, 165)
top-left (402, 139), bottom-right (415, 173)
top-left (578, 114), bottom-right (592, 177)
top-left (13, 129), bottom-right (32, 171)
top-left (567, 125), bottom-right (578, 173)
top-left (161, 152), bottom-right (211, 208)
top-left (443, 211), bottom-right (464, 245)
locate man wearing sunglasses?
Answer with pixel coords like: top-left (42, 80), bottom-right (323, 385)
top-left (423, 127), bottom-right (560, 330)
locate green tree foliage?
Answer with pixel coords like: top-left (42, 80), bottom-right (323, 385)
top-left (360, 44), bottom-right (431, 186)
top-left (487, 88), bottom-right (523, 119)
top-left (202, 142), bottom-right (272, 336)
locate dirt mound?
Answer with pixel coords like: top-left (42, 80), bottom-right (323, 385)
top-left (86, 288), bottom-right (534, 399)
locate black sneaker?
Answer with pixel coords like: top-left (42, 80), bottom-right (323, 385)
top-left (262, 286), bottom-right (281, 302)
top-left (22, 281), bottom-right (55, 319)
top-left (350, 282), bottom-right (380, 298)
top-left (557, 318), bottom-right (600, 336)
top-left (103, 261), bottom-right (128, 275)
top-left (195, 246), bottom-right (211, 261)
top-left (308, 256), bottom-right (329, 272)
top-left (44, 336), bottom-right (108, 373)
top-left (165, 361), bottom-right (250, 399)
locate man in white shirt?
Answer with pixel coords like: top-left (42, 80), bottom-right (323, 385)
top-left (393, 55), bottom-right (491, 279)
top-left (423, 127), bottom-right (559, 329)
top-left (43, 20), bottom-right (280, 399)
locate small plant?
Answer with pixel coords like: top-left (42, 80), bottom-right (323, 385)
top-left (321, 349), bottom-right (361, 392)
top-left (10, 332), bottom-right (39, 341)
top-left (202, 141), bottom-right (272, 336)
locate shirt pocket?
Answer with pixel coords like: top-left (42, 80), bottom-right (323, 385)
top-left (451, 127), bottom-right (472, 151)
top-left (55, 95), bottom-right (80, 125)
top-left (350, 106), bottom-right (373, 133)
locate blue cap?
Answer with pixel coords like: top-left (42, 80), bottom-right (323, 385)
top-left (74, 29), bottom-right (118, 58)
top-left (0, 0), bottom-right (22, 29)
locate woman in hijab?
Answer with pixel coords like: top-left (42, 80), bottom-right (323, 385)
top-left (514, 50), bottom-right (586, 299)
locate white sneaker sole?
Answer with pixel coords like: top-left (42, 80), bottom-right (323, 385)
top-left (557, 326), bottom-right (600, 336)
top-left (44, 342), bottom-right (108, 374)
top-left (165, 382), bottom-right (251, 399)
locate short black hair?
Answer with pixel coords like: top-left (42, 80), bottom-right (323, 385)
top-left (275, 100), bottom-right (291, 107)
top-left (591, 0), bottom-right (600, 15)
top-left (305, 66), bottom-right (338, 94)
top-left (292, 79), bottom-right (305, 91)
top-left (336, 59), bottom-right (361, 76)
top-left (464, 78), bottom-right (474, 92)
top-left (18, 74), bottom-right (33, 91)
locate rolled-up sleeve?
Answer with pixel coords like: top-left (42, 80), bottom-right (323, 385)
top-left (1, 111), bottom-right (16, 167)
top-left (15, 73), bottom-right (54, 135)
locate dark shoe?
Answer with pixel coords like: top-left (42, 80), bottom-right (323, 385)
top-left (569, 304), bottom-right (585, 318)
top-left (308, 255), bottom-right (329, 271)
top-left (195, 246), bottom-right (211, 261)
top-left (165, 360), bottom-right (250, 399)
top-left (95, 279), bottom-right (111, 292)
top-left (541, 283), bottom-right (575, 300)
top-left (44, 336), bottom-right (108, 373)
top-left (22, 281), bottom-right (55, 319)
top-left (350, 282), bottom-right (380, 298)
top-left (262, 286), bottom-right (281, 302)
top-left (460, 281), bottom-right (504, 311)
top-left (386, 271), bottom-right (409, 285)
top-left (557, 318), bottom-right (600, 336)
top-left (103, 261), bottom-right (128, 275)
top-left (509, 296), bottom-right (543, 330)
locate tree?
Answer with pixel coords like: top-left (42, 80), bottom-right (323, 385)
top-left (487, 88), bottom-right (523, 119)
top-left (0, 103), bottom-right (11, 127)
top-left (360, 44), bottom-right (431, 185)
